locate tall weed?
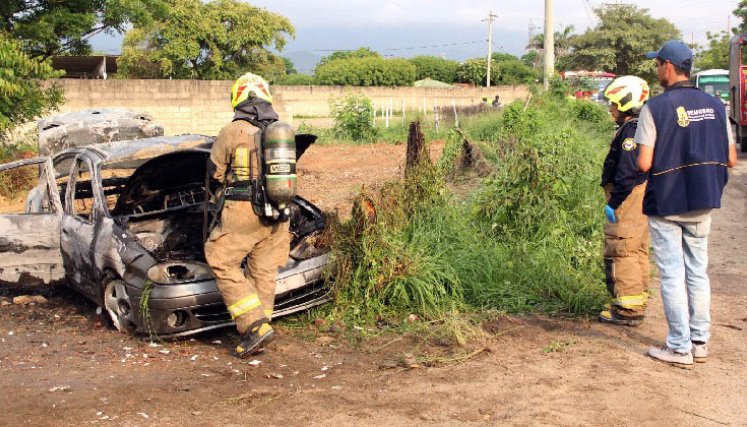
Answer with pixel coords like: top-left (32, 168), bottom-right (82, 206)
top-left (329, 93), bottom-right (378, 142)
top-left (328, 93), bottom-right (614, 333)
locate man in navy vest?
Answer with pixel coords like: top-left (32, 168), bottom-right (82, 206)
top-left (636, 40), bottom-right (738, 366)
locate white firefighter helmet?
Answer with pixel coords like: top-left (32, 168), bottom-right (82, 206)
top-left (604, 75), bottom-right (650, 113)
top-left (231, 72), bottom-right (272, 108)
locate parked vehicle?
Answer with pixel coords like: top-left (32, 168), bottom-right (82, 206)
top-left (0, 134), bottom-right (331, 337)
top-left (560, 70), bottom-right (616, 103)
top-left (691, 69), bottom-right (729, 105)
top-left (728, 35), bottom-right (747, 152)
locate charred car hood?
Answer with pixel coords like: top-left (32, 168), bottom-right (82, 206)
top-left (112, 150), bottom-right (209, 215)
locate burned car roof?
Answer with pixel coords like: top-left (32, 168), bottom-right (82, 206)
top-left (82, 134), bottom-right (214, 165)
top-left (38, 109), bottom-right (155, 128)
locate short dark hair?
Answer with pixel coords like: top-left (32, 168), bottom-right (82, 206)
top-left (673, 63), bottom-right (690, 78)
top-left (657, 59), bottom-right (691, 78)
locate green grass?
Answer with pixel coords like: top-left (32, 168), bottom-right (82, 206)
top-left (317, 95), bottom-right (614, 341)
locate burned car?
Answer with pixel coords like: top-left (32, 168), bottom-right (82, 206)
top-left (0, 134), bottom-right (331, 337)
top-left (37, 109), bottom-right (164, 155)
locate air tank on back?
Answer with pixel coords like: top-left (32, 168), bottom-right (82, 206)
top-left (263, 121), bottom-right (297, 212)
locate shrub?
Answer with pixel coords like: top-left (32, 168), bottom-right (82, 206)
top-left (407, 56), bottom-right (459, 83)
top-left (495, 59), bottom-right (539, 85)
top-left (569, 99), bottom-right (609, 123)
top-left (328, 93), bottom-right (612, 328)
top-left (329, 93), bottom-right (378, 142)
top-left (315, 57), bottom-right (416, 86)
top-left (456, 58), bottom-right (501, 86)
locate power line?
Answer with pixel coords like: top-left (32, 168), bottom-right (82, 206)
top-left (310, 40), bottom-right (486, 53)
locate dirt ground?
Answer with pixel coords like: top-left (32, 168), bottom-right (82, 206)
top-left (1, 143), bottom-right (746, 427)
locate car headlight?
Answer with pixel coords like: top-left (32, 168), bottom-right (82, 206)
top-left (147, 262), bottom-right (214, 285)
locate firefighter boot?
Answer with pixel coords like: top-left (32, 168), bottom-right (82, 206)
top-left (598, 309), bottom-right (644, 326)
top-left (234, 319), bottom-right (275, 358)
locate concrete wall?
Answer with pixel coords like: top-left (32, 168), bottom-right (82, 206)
top-left (52, 79), bottom-right (530, 136)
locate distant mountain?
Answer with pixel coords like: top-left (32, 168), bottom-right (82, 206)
top-left (283, 50), bottom-right (324, 75)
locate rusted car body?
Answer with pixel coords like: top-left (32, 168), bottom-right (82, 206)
top-left (0, 135), bottom-right (331, 337)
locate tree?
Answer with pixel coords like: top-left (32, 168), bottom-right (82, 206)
top-left (0, 35), bottom-right (64, 138)
top-left (282, 57), bottom-right (297, 75)
top-left (407, 56), bottom-right (459, 82)
top-left (491, 52), bottom-right (518, 62)
top-left (490, 52), bottom-right (539, 84)
top-left (0, 0), bottom-right (166, 58)
top-left (526, 25), bottom-right (576, 58)
top-left (521, 50), bottom-right (541, 69)
top-left (315, 47), bottom-right (379, 71)
top-left (735, 1), bottom-right (747, 34)
top-left (314, 56), bottom-right (416, 86)
top-left (118, 0), bottom-right (294, 80)
top-left (455, 58), bottom-right (501, 86)
top-left (564, 5), bottom-right (680, 82)
top-left (694, 31), bottom-right (729, 71)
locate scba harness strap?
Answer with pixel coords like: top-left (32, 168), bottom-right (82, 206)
top-left (223, 182), bottom-right (253, 201)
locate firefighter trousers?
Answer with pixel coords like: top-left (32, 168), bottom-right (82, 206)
top-left (204, 200), bottom-right (291, 334)
top-left (603, 183), bottom-right (650, 317)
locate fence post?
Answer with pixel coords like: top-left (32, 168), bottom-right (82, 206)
top-left (452, 98), bottom-right (458, 127)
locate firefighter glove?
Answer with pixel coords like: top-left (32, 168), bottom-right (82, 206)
top-left (605, 204), bottom-right (617, 223)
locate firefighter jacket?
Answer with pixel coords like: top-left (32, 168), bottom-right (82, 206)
top-left (642, 84), bottom-right (730, 217)
top-left (210, 120), bottom-right (260, 187)
top-left (601, 118), bottom-right (647, 209)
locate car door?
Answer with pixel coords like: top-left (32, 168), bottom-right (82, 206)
top-left (59, 154), bottom-right (100, 297)
top-left (0, 157), bottom-right (65, 287)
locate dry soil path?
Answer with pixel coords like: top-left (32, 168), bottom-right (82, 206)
top-left (0, 144), bottom-right (745, 426)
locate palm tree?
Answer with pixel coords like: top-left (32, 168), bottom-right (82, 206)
top-left (526, 24), bottom-right (576, 57)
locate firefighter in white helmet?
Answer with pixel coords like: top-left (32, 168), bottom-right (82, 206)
top-left (598, 75), bottom-right (651, 326)
top-left (204, 72), bottom-right (290, 357)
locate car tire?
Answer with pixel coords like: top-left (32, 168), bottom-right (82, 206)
top-left (101, 275), bottom-right (136, 334)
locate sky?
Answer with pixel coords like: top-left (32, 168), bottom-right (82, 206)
top-left (91, 0), bottom-right (740, 73)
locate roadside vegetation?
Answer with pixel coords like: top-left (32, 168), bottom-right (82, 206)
top-left (319, 88), bottom-right (614, 342)
top-left (0, 141), bottom-right (39, 199)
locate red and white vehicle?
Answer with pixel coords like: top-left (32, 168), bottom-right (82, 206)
top-left (560, 70), bottom-right (617, 102)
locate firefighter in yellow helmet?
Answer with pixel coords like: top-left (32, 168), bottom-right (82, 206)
top-left (204, 72), bottom-right (290, 357)
top-left (599, 75), bottom-right (651, 326)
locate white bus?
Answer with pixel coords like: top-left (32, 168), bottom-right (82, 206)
top-left (691, 69), bottom-right (729, 104)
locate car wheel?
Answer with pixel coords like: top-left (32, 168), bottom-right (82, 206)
top-left (102, 276), bottom-right (136, 334)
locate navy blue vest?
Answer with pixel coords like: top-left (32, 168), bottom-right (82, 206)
top-left (643, 84), bottom-right (730, 216)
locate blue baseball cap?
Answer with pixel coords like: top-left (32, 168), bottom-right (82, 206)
top-left (646, 40), bottom-right (692, 70)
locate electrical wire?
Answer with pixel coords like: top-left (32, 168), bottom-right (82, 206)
top-left (311, 39), bottom-right (486, 53)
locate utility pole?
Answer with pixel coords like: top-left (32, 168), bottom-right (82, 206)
top-left (484, 10), bottom-right (499, 87)
top-left (543, 0), bottom-right (554, 90)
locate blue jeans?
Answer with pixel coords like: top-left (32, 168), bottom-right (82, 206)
top-left (648, 215), bottom-right (711, 353)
